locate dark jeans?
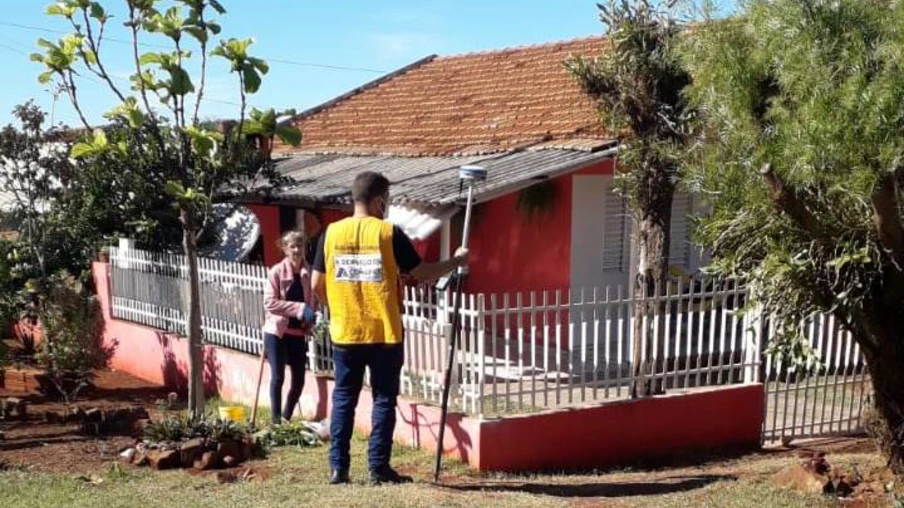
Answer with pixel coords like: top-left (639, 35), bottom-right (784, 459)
top-left (329, 343), bottom-right (404, 472)
top-left (264, 333), bottom-right (307, 423)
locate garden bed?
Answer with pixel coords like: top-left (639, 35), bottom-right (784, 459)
top-left (0, 367), bottom-right (170, 473)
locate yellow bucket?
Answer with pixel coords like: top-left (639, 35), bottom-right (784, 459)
top-left (218, 406), bottom-right (245, 422)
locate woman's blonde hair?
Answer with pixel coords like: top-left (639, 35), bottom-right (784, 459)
top-left (277, 230), bottom-right (306, 249)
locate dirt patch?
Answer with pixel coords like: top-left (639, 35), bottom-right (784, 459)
top-left (186, 464), bottom-right (272, 483)
top-left (0, 368), bottom-right (170, 474)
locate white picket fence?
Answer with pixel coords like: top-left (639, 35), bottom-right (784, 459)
top-left (107, 246), bottom-right (871, 441)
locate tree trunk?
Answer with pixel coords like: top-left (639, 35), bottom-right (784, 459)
top-left (631, 205), bottom-right (672, 398)
top-left (181, 208), bottom-right (205, 414)
top-left (860, 332), bottom-right (904, 476)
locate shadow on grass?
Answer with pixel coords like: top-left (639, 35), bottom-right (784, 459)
top-left (437, 474), bottom-right (736, 498)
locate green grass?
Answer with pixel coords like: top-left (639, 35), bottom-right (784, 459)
top-left (2, 436), bottom-right (890, 508)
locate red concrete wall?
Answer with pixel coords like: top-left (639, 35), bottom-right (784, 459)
top-left (247, 204), bottom-right (282, 267)
top-left (91, 261), bottom-right (480, 464)
top-left (94, 260), bottom-right (764, 472)
top-left (476, 384), bottom-right (764, 471)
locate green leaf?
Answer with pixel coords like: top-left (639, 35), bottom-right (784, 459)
top-left (208, 0), bottom-right (226, 14)
top-left (104, 98), bottom-right (145, 128)
top-left (30, 53), bottom-right (46, 64)
top-left (183, 26), bottom-right (207, 43)
top-left (207, 21), bottom-right (221, 35)
top-left (242, 65), bottom-right (261, 93)
top-left (89, 2), bottom-right (107, 21)
top-left (70, 142), bottom-right (94, 159)
top-left (183, 126), bottom-right (223, 157)
top-left (139, 52), bottom-right (163, 65)
top-left (37, 71), bottom-right (54, 84)
top-left (83, 48), bottom-right (98, 65)
top-left (46, 3), bottom-right (76, 18)
top-left (165, 181), bottom-right (186, 198)
top-left (276, 125), bottom-right (302, 147)
top-left (248, 57), bottom-right (269, 74)
top-left (168, 67), bottom-right (194, 95)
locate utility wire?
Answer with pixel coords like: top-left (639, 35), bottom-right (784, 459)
top-left (0, 21), bottom-right (388, 74)
top-left (0, 43), bottom-right (28, 56)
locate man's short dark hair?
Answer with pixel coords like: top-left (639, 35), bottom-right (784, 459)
top-left (352, 171), bottom-right (390, 204)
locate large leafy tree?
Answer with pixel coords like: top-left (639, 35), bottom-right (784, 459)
top-left (683, 0), bottom-right (904, 473)
top-left (31, 0), bottom-right (300, 413)
top-left (567, 0), bottom-right (694, 397)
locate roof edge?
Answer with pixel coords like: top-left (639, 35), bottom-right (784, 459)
top-left (286, 54), bottom-right (439, 124)
top-left (433, 34), bottom-right (605, 62)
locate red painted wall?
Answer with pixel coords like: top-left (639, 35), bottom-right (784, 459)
top-left (91, 261), bottom-right (481, 464)
top-left (94, 260), bottom-right (766, 473)
top-left (459, 159), bottom-right (614, 295)
top-left (247, 204), bottom-right (282, 266)
top-left (477, 384), bottom-right (764, 471)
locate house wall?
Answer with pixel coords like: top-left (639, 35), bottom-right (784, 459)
top-left (250, 159), bottom-right (615, 279)
top-left (459, 159), bottom-right (615, 295)
top-left (247, 204), bottom-right (282, 266)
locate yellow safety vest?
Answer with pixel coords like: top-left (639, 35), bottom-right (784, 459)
top-left (324, 216), bottom-right (403, 345)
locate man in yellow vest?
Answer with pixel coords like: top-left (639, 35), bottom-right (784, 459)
top-left (311, 171), bottom-right (468, 485)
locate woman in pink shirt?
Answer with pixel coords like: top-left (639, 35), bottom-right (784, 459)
top-left (262, 231), bottom-right (315, 424)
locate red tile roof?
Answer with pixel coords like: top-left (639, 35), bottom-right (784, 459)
top-left (277, 36), bottom-right (612, 156)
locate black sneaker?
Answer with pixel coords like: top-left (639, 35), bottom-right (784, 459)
top-left (330, 468), bottom-right (350, 485)
top-left (369, 466), bottom-right (413, 485)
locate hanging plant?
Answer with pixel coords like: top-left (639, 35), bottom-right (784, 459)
top-left (516, 180), bottom-right (557, 222)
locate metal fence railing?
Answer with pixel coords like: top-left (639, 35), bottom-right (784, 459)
top-left (108, 246), bottom-right (870, 436)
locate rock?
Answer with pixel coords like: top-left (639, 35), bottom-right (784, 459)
top-left (134, 452), bottom-right (149, 467)
top-left (180, 438), bottom-right (206, 467)
top-left (222, 455), bottom-right (237, 468)
top-left (195, 450), bottom-right (219, 471)
top-left (773, 464), bottom-right (830, 494)
top-left (826, 471), bottom-right (854, 497)
top-left (120, 448), bottom-right (136, 463)
top-left (149, 449), bottom-right (180, 470)
top-left (217, 440), bottom-right (241, 463)
top-left (3, 398), bottom-right (26, 420)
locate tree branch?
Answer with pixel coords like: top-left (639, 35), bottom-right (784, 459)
top-left (871, 173), bottom-right (904, 265)
top-left (130, 13), bottom-right (156, 119)
top-left (192, 10), bottom-right (208, 126)
top-left (760, 163), bottom-right (827, 239)
top-left (75, 11), bottom-right (126, 103)
top-left (63, 71), bottom-right (91, 130)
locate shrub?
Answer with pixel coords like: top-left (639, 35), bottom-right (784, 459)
top-left (255, 420), bottom-right (321, 449)
top-left (143, 412), bottom-right (250, 445)
top-left (35, 272), bottom-right (110, 400)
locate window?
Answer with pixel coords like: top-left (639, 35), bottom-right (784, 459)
top-left (602, 180), bottom-right (629, 273)
top-left (669, 192), bottom-right (692, 267)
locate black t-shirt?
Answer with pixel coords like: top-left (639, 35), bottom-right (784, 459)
top-left (312, 225), bottom-right (422, 274)
top-left (286, 272), bottom-right (305, 329)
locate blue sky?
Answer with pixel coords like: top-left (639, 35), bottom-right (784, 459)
top-left (0, 0), bottom-right (623, 127)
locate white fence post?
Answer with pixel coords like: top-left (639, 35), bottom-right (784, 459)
top-left (476, 293), bottom-right (486, 417)
top-left (744, 302), bottom-right (764, 384)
